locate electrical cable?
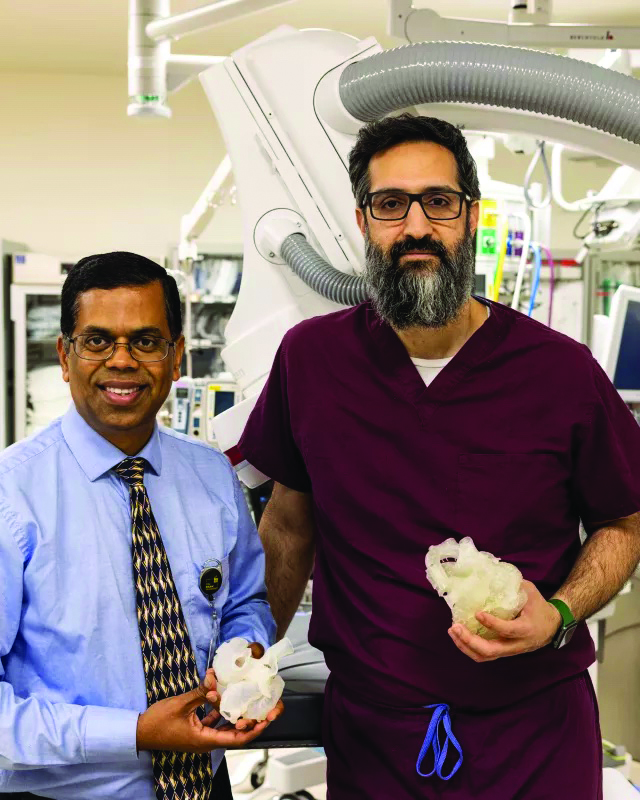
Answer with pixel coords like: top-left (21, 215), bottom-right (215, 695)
top-left (573, 207), bottom-right (592, 240)
top-left (573, 203), bottom-right (605, 240)
top-left (491, 217), bottom-right (509, 302)
top-left (510, 212), bottom-right (533, 311)
top-left (538, 245), bottom-right (556, 328)
top-left (523, 142), bottom-right (552, 210)
top-left (528, 244), bottom-right (542, 317)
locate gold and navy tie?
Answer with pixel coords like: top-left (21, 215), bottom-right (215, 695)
top-left (114, 457), bottom-right (213, 800)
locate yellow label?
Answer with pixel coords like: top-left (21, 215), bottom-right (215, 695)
top-left (480, 199), bottom-right (498, 228)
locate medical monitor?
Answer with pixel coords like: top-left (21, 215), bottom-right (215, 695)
top-left (600, 284), bottom-right (640, 403)
top-left (204, 380), bottom-right (240, 445)
top-left (213, 390), bottom-right (236, 416)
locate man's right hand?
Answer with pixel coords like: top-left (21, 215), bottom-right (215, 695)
top-left (136, 669), bottom-right (281, 753)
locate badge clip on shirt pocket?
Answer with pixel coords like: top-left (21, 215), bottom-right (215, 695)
top-left (200, 559), bottom-right (223, 668)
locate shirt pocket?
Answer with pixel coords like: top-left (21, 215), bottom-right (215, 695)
top-left (455, 453), bottom-right (570, 558)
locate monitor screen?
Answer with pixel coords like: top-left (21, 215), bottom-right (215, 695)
top-left (176, 387), bottom-right (189, 399)
top-left (613, 299), bottom-right (640, 391)
top-left (214, 390), bottom-right (235, 416)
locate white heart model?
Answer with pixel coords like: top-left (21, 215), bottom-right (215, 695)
top-left (213, 637), bottom-right (294, 723)
top-left (425, 537), bottom-right (527, 638)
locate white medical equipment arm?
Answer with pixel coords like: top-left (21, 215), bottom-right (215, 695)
top-left (192, 28), bottom-right (640, 486)
top-left (389, 0), bottom-right (640, 49)
top-left (128, 0), bottom-right (297, 117)
top-left (179, 155), bottom-right (233, 261)
top-left (145, 0), bottom-right (295, 41)
top-left (128, 0), bottom-right (226, 117)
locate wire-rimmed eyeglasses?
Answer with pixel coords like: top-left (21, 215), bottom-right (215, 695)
top-left (65, 334), bottom-right (175, 363)
top-left (366, 189), bottom-right (472, 222)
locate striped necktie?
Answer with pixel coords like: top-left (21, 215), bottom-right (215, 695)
top-left (114, 457), bottom-right (213, 800)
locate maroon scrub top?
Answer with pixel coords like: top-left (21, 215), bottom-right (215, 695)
top-left (239, 298), bottom-right (640, 712)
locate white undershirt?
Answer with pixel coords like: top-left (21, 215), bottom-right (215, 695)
top-left (410, 355), bottom-right (453, 387)
top-left (410, 304), bottom-right (490, 387)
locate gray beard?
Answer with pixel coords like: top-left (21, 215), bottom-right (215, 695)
top-left (363, 227), bottom-right (476, 330)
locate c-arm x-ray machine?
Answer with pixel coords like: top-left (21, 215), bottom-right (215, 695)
top-left (128, 4), bottom-right (640, 795)
top-left (129, 0), bottom-right (640, 487)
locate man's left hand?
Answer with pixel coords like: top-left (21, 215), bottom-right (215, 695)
top-left (448, 580), bottom-right (562, 663)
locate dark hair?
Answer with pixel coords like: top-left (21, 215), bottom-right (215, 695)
top-left (60, 251), bottom-right (182, 340)
top-left (348, 113), bottom-right (481, 209)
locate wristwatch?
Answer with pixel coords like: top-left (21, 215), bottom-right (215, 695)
top-left (548, 598), bottom-right (578, 649)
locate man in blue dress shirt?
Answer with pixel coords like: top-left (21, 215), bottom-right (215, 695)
top-left (0, 252), bottom-right (278, 799)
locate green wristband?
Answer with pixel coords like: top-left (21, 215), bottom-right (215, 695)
top-left (548, 598), bottom-right (575, 626)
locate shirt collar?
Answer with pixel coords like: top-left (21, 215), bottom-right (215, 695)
top-left (61, 405), bottom-right (163, 482)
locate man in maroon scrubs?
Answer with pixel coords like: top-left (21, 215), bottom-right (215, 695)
top-left (239, 114), bottom-right (640, 798)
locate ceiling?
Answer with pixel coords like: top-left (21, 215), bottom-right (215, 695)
top-left (2, 0), bottom-right (640, 76)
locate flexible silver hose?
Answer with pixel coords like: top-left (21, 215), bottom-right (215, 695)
top-left (339, 41), bottom-right (640, 143)
top-left (280, 234), bottom-right (368, 306)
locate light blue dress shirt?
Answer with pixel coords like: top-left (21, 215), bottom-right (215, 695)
top-left (0, 406), bottom-right (275, 798)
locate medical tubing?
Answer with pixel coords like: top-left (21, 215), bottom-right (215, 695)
top-left (539, 244), bottom-right (555, 327)
top-left (528, 244), bottom-right (542, 317)
top-left (491, 218), bottom-right (509, 303)
top-left (280, 233), bottom-right (368, 306)
top-left (338, 42), bottom-right (640, 144)
top-left (510, 212), bottom-right (532, 311)
top-left (523, 142), bottom-right (552, 211)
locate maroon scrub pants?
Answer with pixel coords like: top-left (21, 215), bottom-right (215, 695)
top-left (323, 671), bottom-right (602, 799)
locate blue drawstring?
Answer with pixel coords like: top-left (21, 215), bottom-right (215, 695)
top-left (416, 703), bottom-right (463, 781)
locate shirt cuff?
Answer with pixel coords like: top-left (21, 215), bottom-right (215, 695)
top-left (83, 706), bottom-right (141, 764)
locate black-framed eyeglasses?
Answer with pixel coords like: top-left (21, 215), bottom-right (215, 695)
top-left (366, 189), bottom-right (472, 222)
top-left (65, 334), bottom-right (175, 363)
